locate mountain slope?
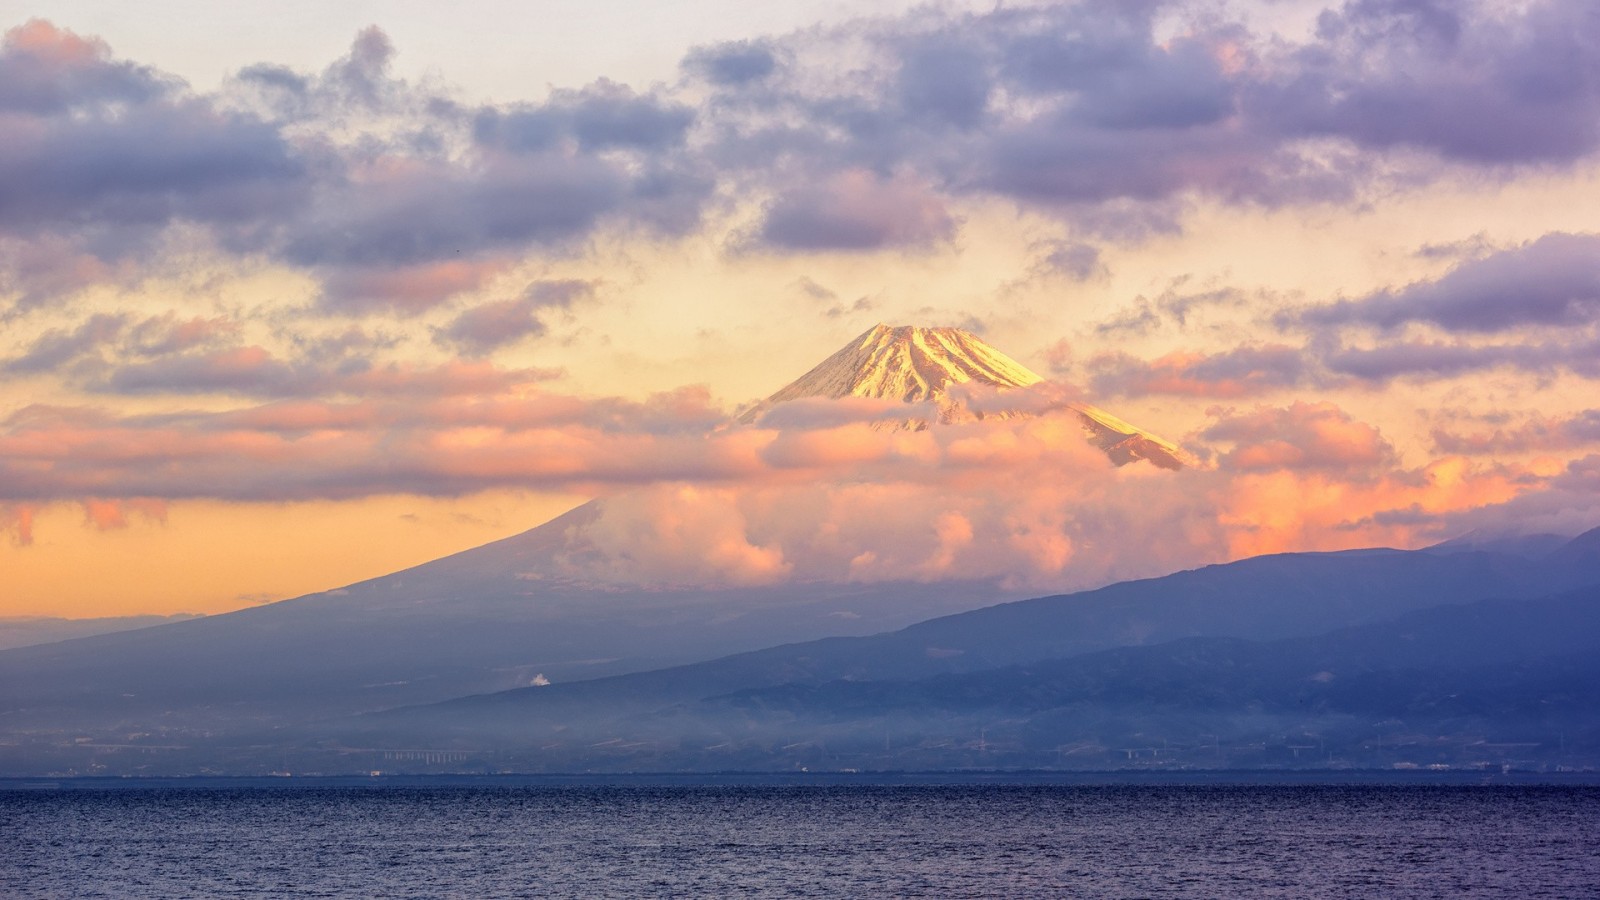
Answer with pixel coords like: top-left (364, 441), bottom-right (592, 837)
top-left (313, 533), bottom-right (1600, 743)
top-left (0, 613), bottom-right (203, 652)
top-left (0, 500), bottom-right (1009, 734)
top-left (5, 528), bottom-right (1594, 774)
top-left (669, 586), bottom-right (1600, 771)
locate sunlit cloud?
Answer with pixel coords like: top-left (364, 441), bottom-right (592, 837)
top-left (4, 1), bottom-right (1600, 611)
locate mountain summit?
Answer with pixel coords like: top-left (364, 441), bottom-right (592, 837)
top-left (746, 324), bottom-right (1187, 468)
top-left (768, 324), bottom-right (1041, 403)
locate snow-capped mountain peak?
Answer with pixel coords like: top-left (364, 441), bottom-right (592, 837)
top-left (744, 323), bottom-right (1187, 468)
top-left (767, 324), bottom-right (1043, 404)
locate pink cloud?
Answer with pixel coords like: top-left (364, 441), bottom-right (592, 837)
top-left (1203, 401), bottom-right (1396, 473)
top-left (0, 503), bottom-right (39, 546)
top-left (0, 390), bottom-right (1583, 591)
top-left (5, 20), bottom-right (106, 68)
top-left (81, 497), bottom-right (167, 531)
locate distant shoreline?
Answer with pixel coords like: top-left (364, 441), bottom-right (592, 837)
top-left (7, 770), bottom-right (1600, 790)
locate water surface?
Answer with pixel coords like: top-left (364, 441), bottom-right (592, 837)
top-left (6, 785), bottom-right (1597, 897)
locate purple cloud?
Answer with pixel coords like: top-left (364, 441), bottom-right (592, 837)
top-left (1258, 0), bottom-right (1600, 165)
top-left (0, 23), bottom-right (303, 261)
top-left (1088, 344), bottom-right (1326, 399)
top-left (1432, 410), bottom-right (1600, 454)
top-left (7, 3), bottom-right (1600, 314)
top-left (438, 279), bottom-right (597, 355)
top-left (0, 20), bottom-right (167, 114)
top-left (682, 40), bottom-right (777, 86)
top-left (755, 170), bottom-right (956, 252)
top-left (1304, 233), bottom-right (1600, 332)
top-left (3, 312), bottom-right (127, 373)
top-left (1038, 241), bottom-right (1108, 282)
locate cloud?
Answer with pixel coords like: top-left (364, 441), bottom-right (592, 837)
top-left (436, 279), bottom-right (596, 355)
top-left (0, 24), bottom-right (302, 232)
top-left (1320, 338), bottom-right (1595, 381)
top-left (1432, 410), bottom-right (1600, 455)
top-left (0, 25), bottom-right (712, 313)
top-left (1438, 453), bottom-right (1600, 538)
top-left (475, 80), bottom-right (695, 153)
top-left (85, 347), bottom-right (560, 399)
top-left (81, 497), bottom-right (166, 531)
top-left (1036, 241), bottom-right (1108, 282)
top-left (8, 4), bottom-right (1600, 313)
top-left (895, 34), bottom-right (991, 130)
top-left (754, 170), bottom-right (956, 252)
top-left (561, 402), bottom-right (1548, 590)
top-left (0, 20), bottom-right (167, 114)
top-left (1, 387), bottom-right (1566, 592)
top-left (683, 40), bottom-right (778, 87)
top-left (1258, 0), bottom-right (1600, 165)
top-left (1202, 401), bottom-right (1397, 473)
top-left (0, 502), bottom-right (40, 545)
top-left (1302, 232), bottom-right (1600, 332)
top-left (4, 313), bottom-right (128, 373)
top-left (695, 0), bottom-right (1600, 243)
top-left (3, 8), bottom-right (1599, 587)
top-left (127, 314), bottom-right (241, 356)
top-left (4, 311), bottom-right (274, 379)
top-left (1089, 345), bottom-right (1325, 398)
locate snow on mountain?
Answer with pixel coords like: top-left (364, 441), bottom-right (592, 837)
top-left (765, 324), bottom-right (1042, 403)
top-left (743, 324), bottom-right (1188, 468)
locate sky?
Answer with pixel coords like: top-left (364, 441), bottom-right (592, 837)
top-left (3, 0), bottom-right (1600, 617)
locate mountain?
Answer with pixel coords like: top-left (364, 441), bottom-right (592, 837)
top-left (0, 501), bottom-right (1007, 734)
top-left (5, 527), bottom-right (1595, 775)
top-left (9, 322), bottom-right (1590, 776)
top-left (0, 323), bottom-right (1198, 753)
top-left (661, 586), bottom-right (1600, 772)
top-left (0, 613), bottom-right (203, 652)
top-left (761, 323), bottom-right (1041, 407)
top-left (7, 529), bottom-right (1577, 775)
top-left (328, 536), bottom-right (1597, 738)
top-left (741, 324), bottom-right (1187, 468)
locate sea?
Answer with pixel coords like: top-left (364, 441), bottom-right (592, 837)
top-left (5, 780), bottom-right (1598, 898)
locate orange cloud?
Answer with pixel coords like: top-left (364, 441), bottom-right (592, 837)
top-left (1, 503), bottom-right (40, 546)
top-left (80, 497), bottom-right (167, 531)
top-left (1205, 401), bottom-right (1395, 472)
top-left (0, 390), bottom-right (1584, 594)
